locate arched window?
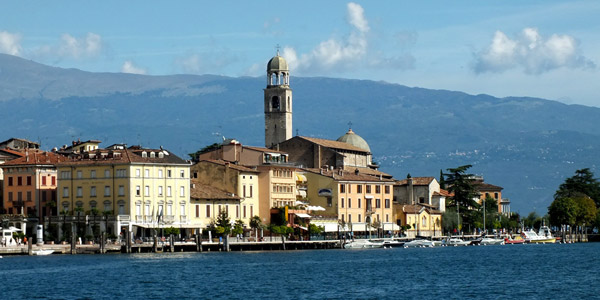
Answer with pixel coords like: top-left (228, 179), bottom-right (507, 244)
top-left (272, 96), bottom-right (280, 110)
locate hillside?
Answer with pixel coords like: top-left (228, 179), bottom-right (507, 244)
top-left (1, 53), bottom-right (599, 213)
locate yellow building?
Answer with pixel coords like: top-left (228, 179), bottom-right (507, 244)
top-left (56, 147), bottom-right (191, 237)
top-left (190, 159), bottom-right (259, 227)
top-left (304, 167), bottom-right (396, 235)
top-left (396, 204), bottom-right (442, 238)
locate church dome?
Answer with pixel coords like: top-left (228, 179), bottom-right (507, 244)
top-left (267, 55), bottom-right (288, 72)
top-left (337, 129), bottom-right (371, 152)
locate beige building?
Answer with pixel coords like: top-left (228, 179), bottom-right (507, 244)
top-left (191, 159), bottom-right (259, 226)
top-left (396, 204), bottom-right (442, 238)
top-left (56, 147), bottom-right (191, 237)
top-left (304, 168), bottom-right (396, 234)
top-left (394, 176), bottom-right (449, 212)
top-left (190, 181), bottom-right (242, 233)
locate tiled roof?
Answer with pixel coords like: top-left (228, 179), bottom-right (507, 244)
top-left (198, 159), bottom-right (259, 173)
top-left (395, 177), bottom-right (435, 186)
top-left (0, 148), bottom-right (26, 157)
top-left (190, 180), bottom-right (241, 201)
top-left (304, 168), bottom-right (395, 183)
top-left (2, 150), bottom-right (68, 166)
top-left (474, 182), bottom-right (503, 191)
top-left (433, 189), bottom-right (454, 197)
top-left (57, 149), bottom-right (189, 166)
top-left (298, 136), bottom-right (369, 153)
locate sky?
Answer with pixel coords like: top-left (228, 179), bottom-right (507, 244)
top-left (1, 1), bottom-right (599, 106)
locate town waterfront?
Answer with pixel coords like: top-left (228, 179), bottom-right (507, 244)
top-left (2, 243), bottom-right (599, 299)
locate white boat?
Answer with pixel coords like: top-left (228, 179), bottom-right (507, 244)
top-left (479, 237), bottom-right (505, 245)
top-left (32, 249), bottom-right (54, 256)
top-left (443, 238), bottom-right (470, 247)
top-left (521, 226), bottom-right (556, 244)
top-left (344, 239), bottom-right (384, 249)
top-left (404, 239), bottom-right (435, 248)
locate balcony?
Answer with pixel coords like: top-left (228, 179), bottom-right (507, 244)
top-left (163, 215), bottom-right (175, 224)
top-left (136, 215), bottom-right (144, 223)
top-left (144, 215), bottom-right (154, 223)
top-left (180, 215), bottom-right (187, 223)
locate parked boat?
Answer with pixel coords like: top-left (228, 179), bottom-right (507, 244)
top-left (504, 235), bottom-right (526, 244)
top-left (343, 239), bottom-right (384, 249)
top-left (521, 226), bottom-right (556, 244)
top-left (404, 239), bottom-right (435, 248)
top-left (479, 237), bottom-right (504, 245)
top-left (443, 238), bottom-right (470, 247)
top-left (382, 240), bottom-right (405, 248)
top-left (32, 249), bottom-right (54, 256)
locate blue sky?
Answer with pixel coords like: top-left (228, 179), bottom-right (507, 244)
top-left (2, 1), bottom-right (599, 106)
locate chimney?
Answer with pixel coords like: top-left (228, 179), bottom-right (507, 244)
top-left (354, 168), bottom-right (359, 175)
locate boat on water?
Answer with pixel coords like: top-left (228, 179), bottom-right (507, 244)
top-left (479, 237), bottom-right (504, 245)
top-left (521, 226), bottom-right (556, 244)
top-left (32, 249), bottom-right (54, 256)
top-left (504, 235), bottom-right (526, 244)
top-left (382, 240), bottom-right (405, 248)
top-left (343, 239), bottom-right (384, 249)
top-left (404, 239), bottom-right (436, 248)
top-left (443, 238), bottom-right (470, 247)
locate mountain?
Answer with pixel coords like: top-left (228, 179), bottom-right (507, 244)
top-left (1, 53), bottom-right (599, 214)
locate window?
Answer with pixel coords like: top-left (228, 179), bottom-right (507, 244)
top-left (357, 185), bottom-right (362, 193)
top-left (77, 171), bottom-right (82, 179)
top-left (145, 186), bottom-right (150, 196)
top-left (63, 187), bottom-right (69, 198)
top-left (52, 176), bottom-right (56, 186)
top-left (135, 169), bottom-right (140, 177)
top-left (116, 169), bottom-right (126, 178)
top-left (105, 186), bottom-right (111, 197)
top-left (7, 192), bottom-right (13, 201)
top-left (104, 201), bottom-right (111, 212)
top-left (180, 170), bottom-right (185, 178)
top-left (327, 197), bottom-right (332, 207)
top-left (341, 197), bottom-right (345, 208)
top-left (145, 204), bottom-right (150, 216)
top-left (348, 214), bottom-right (352, 223)
top-left (348, 198), bottom-right (352, 208)
top-left (250, 206), bottom-right (253, 217)
top-left (8, 177), bottom-right (13, 186)
top-left (90, 186), bottom-right (97, 197)
top-left (243, 205), bottom-right (247, 218)
top-left (118, 185), bottom-right (125, 196)
top-left (17, 192), bottom-right (22, 201)
top-left (340, 184), bottom-right (346, 193)
top-left (26, 176), bottom-right (32, 186)
top-left (236, 205), bottom-right (239, 218)
top-left (136, 186), bottom-right (141, 196)
top-left (243, 185), bottom-right (246, 197)
top-left (136, 204), bottom-right (141, 216)
top-left (158, 170), bottom-right (163, 178)
top-left (118, 202), bottom-right (125, 215)
top-left (250, 185), bottom-right (253, 197)
top-left (386, 214), bottom-right (389, 222)
top-left (385, 199), bottom-right (390, 209)
top-left (358, 198), bottom-right (362, 209)
top-left (422, 216), bottom-right (427, 227)
top-left (167, 170), bottom-right (172, 178)
top-left (61, 171), bottom-right (71, 179)
top-left (494, 193), bottom-right (499, 199)
top-left (158, 186), bottom-right (163, 196)
top-left (42, 176), bottom-right (47, 185)
top-left (206, 205), bottom-right (211, 218)
top-left (104, 169), bottom-right (110, 178)
top-left (90, 201), bottom-right (97, 210)
top-left (376, 185), bottom-right (381, 193)
top-left (366, 185), bottom-right (371, 193)
top-left (341, 214), bottom-right (345, 222)
top-left (385, 185), bottom-right (390, 194)
top-left (167, 186), bottom-right (172, 197)
top-left (17, 176), bottom-right (22, 186)
top-left (76, 187), bottom-right (83, 197)
top-left (145, 169), bottom-right (150, 177)
top-left (376, 199), bottom-right (381, 208)
top-left (180, 186), bottom-right (185, 197)
top-left (195, 205), bottom-right (200, 218)
top-left (91, 170), bottom-right (96, 179)
top-left (180, 204), bottom-right (185, 216)
top-left (358, 214), bottom-right (361, 222)
top-left (419, 197), bottom-right (425, 204)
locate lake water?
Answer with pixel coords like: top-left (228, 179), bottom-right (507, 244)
top-left (1, 243), bottom-right (599, 299)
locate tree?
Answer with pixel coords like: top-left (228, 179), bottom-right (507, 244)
top-left (164, 227), bottom-right (180, 236)
top-left (444, 165), bottom-right (479, 210)
top-left (232, 220), bottom-right (245, 236)
top-left (555, 168), bottom-right (600, 207)
top-left (249, 215), bottom-right (262, 240)
top-left (214, 210), bottom-right (231, 237)
top-left (439, 169), bottom-right (446, 189)
top-left (573, 196), bottom-right (597, 228)
top-left (308, 224), bottom-right (324, 235)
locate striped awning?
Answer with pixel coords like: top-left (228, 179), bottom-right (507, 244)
top-left (296, 174), bottom-right (307, 182)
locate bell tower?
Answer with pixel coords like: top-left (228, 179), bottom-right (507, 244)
top-left (264, 50), bottom-right (292, 148)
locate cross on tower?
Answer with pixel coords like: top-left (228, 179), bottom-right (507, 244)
top-left (275, 44), bottom-right (281, 55)
top-left (348, 121), bottom-right (353, 130)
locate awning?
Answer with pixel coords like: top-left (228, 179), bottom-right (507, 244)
top-left (296, 190), bottom-right (307, 197)
top-left (306, 205), bottom-right (325, 211)
top-left (296, 174), bottom-right (307, 182)
top-left (295, 213), bottom-right (312, 218)
top-left (365, 195), bottom-right (374, 199)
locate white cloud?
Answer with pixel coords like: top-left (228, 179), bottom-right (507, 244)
top-left (176, 54), bottom-right (202, 74)
top-left (0, 31), bottom-right (22, 56)
top-left (58, 33), bottom-right (103, 59)
top-left (281, 2), bottom-right (414, 74)
top-left (473, 28), bottom-right (595, 74)
top-left (121, 60), bottom-right (147, 75)
top-left (175, 48), bottom-right (239, 74)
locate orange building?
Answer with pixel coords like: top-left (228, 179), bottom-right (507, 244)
top-left (1, 150), bottom-right (67, 218)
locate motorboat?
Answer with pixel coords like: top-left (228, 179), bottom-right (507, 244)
top-left (32, 249), bottom-right (54, 256)
top-left (382, 240), bottom-right (405, 248)
top-left (404, 239), bottom-right (435, 248)
top-left (521, 226), bottom-right (556, 244)
top-left (479, 237), bottom-right (504, 245)
top-left (504, 235), bottom-right (526, 244)
top-left (443, 238), bottom-right (470, 247)
top-left (343, 239), bottom-right (384, 249)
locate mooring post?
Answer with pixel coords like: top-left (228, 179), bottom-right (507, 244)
top-left (281, 235), bottom-right (286, 250)
top-left (153, 234), bottom-right (158, 253)
top-left (195, 235), bottom-right (202, 252)
top-left (170, 234), bottom-right (175, 253)
top-left (71, 234), bottom-right (76, 254)
top-left (27, 238), bottom-right (33, 256)
top-left (126, 231), bottom-right (132, 253)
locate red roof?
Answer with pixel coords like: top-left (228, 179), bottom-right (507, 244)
top-left (2, 150), bottom-right (67, 166)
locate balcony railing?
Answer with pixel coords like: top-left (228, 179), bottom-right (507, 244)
top-left (180, 215), bottom-right (187, 223)
top-left (164, 215), bottom-right (175, 224)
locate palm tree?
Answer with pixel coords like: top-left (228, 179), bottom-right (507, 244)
top-left (249, 215), bottom-right (262, 241)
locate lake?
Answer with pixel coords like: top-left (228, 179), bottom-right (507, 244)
top-left (1, 243), bottom-right (599, 299)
